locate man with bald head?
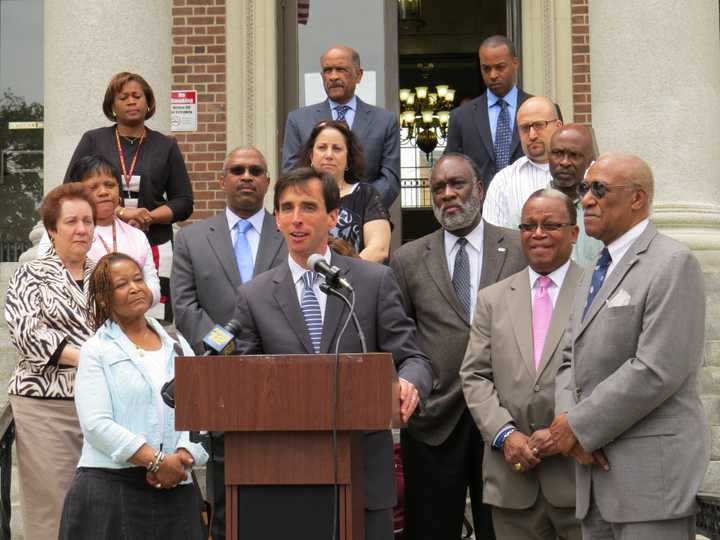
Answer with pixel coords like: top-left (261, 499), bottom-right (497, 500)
top-left (483, 96), bottom-right (562, 229)
top-left (281, 45), bottom-right (400, 208)
top-left (550, 153), bottom-right (708, 539)
top-left (446, 36), bottom-right (532, 188)
top-left (171, 146), bottom-right (287, 539)
top-left (548, 124), bottom-right (603, 267)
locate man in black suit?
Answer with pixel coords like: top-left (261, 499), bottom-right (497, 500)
top-left (390, 153), bottom-right (527, 539)
top-left (445, 35), bottom-right (531, 188)
top-left (281, 45), bottom-right (400, 209)
top-left (232, 166), bottom-right (434, 540)
top-left (170, 146), bottom-right (287, 539)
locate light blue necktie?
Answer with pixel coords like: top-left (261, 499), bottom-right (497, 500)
top-left (301, 271), bottom-right (322, 353)
top-left (335, 105), bottom-right (351, 124)
top-left (494, 98), bottom-right (512, 171)
top-left (234, 220), bottom-right (254, 283)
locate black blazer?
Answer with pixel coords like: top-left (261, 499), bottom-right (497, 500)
top-left (445, 89), bottom-right (532, 187)
top-left (66, 126), bottom-right (193, 245)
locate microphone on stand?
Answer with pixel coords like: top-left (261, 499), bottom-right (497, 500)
top-left (308, 253), bottom-right (353, 291)
top-left (160, 319), bottom-right (243, 408)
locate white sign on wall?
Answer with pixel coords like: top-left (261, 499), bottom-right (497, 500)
top-left (304, 71), bottom-right (377, 106)
top-left (170, 90), bottom-right (198, 132)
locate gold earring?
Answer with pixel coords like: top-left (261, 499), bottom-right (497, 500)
top-left (112, 111), bottom-right (116, 117)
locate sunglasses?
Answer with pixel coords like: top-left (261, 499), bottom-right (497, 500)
top-left (226, 165), bottom-right (266, 177)
top-left (518, 222), bottom-right (574, 233)
top-left (579, 180), bottom-right (636, 199)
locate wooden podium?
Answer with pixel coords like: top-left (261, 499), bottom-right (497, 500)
top-left (174, 353), bottom-right (399, 540)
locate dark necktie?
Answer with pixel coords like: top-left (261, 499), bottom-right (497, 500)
top-left (494, 99), bottom-right (512, 171)
top-left (583, 248), bottom-right (612, 321)
top-left (452, 237), bottom-right (472, 318)
top-left (335, 105), bottom-right (351, 124)
top-left (301, 271), bottom-right (322, 353)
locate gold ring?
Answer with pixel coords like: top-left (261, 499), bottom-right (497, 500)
top-left (532, 447), bottom-right (539, 455)
top-left (514, 463), bottom-right (523, 472)
top-left (155, 483), bottom-right (162, 489)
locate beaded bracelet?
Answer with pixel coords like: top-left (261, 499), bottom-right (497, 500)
top-left (147, 450), bottom-right (165, 474)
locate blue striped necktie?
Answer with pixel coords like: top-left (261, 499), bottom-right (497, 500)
top-left (335, 105), bottom-right (351, 124)
top-left (301, 271), bottom-right (322, 353)
top-left (234, 219), bottom-right (254, 283)
top-left (583, 248), bottom-right (612, 321)
top-left (494, 98), bottom-right (512, 171)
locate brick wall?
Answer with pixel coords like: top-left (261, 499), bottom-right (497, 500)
top-left (571, 0), bottom-right (591, 125)
top-left (171, 0), bottom-right (227, 223)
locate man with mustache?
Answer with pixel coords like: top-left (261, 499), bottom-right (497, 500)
top-left (170, 146), bottom-right (287, 539)
top-left (483, 96), bottom-right (562, 229)
top-left (282, 45), bottom-right (401, 209)
top-left (445, 35), bottom-right (531, 190)
top-left (548, 124), bottom-right (603, 267)
top-left (460, 189), bottom-right (583, 539)
top-left (390, 153), bottom-right (526, 539)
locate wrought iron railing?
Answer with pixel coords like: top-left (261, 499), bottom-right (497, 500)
top-left (400, 177), bottom-right (432, 209)
top-left (0, 238), bottom-right (31, 262)
top-left (698, 493), bottom-right (720, 539)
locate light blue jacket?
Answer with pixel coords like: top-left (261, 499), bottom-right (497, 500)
top-left (75, 317), bottom-right (208, 481)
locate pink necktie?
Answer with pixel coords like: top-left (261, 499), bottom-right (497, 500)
top-left (532, 276), bottom-right (553, 370)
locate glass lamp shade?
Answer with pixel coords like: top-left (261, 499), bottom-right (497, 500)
top-left (438, 110), bottom-right (450, 125)
top-left (436, 85), bottom-right (448, 97)
top-left (406, 93), bottom-right (416, 105)
top-left (402, 110), bottom-right (417, 125)
top-left (415, 86), bottom-right (428, 99)
top-left (428, 93), bottom-right (438, 105)
top-left (421, 110), bottom-right (434, 123)
top-left (445, 89), bottom-right (455, 102)
top-left (399, 88), bottom-right (411, 102)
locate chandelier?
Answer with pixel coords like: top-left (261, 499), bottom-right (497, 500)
top-left (399, 63), bottom-right (456, 159)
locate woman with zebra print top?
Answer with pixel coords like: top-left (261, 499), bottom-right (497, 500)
top-left (4, 183), bottom-right (96, 540)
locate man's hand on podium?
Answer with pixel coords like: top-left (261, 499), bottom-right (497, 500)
top-left (399, 378), bottom-right (420, 423)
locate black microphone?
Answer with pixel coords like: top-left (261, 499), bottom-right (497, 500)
top-left (161, 319), bottom-right (243, 408)
top-left (307, 253), bottom-right (352, 291)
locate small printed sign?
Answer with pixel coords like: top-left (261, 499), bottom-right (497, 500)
top-left (8, 121), bottom-right (44, 130)
top-left (170, 90), bottom-right (198, 132)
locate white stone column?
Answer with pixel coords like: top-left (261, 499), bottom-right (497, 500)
top-left (43, 0), bottom-right (172, 192)
top-left (588, 0), bottom-right (720, 494)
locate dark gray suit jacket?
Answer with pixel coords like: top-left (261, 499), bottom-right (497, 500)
top-left (281, 97), bottom-right (401, 208)
top-left (170, 210), bottom-right (286, 353)
top-left (390, 221), bottom-right (527, 446)
top-left (444, 89), bottom-right (531, 187)
top-left (232, 252), bottom-right (434, 510)
top-left (556, 223), bottom-right (708, 522)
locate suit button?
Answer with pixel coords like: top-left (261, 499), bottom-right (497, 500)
top-left (529, 422), bottom-right (536, 430)
top-left (533, 385), bottom-right (541, 392)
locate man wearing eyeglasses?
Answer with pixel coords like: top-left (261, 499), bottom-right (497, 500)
top-left (482, 96), bottom-right (563, 230)
top-left (548, 124), bottom-right (604, 267)
top-left (549, 153), bottom-right (708, 539)
top-left (460, 188), bottom-right (583, 539)
top-left (390, 153), bottom-right (527, 540)
top-left (170, 146), bottom-right (287, 540)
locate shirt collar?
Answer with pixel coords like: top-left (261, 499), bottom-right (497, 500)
top-left (516, 155), bottom-right (550, 171)
top-left (226, 206), bottom-right (265, 233)
top-left (606, 218), bottom-right (650, 263)
top-left (443, 218), bottom-right (484, 256)
top-left (487, 85), bottom-right (518, 108)
top-left (528, 259), bottom-right (571, 290)
top-left (328, 95), bottom-right (357, 113)
top-left (288, 246), bottom-right (333, 284)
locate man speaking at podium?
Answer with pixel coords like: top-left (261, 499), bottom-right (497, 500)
top-left (232, 166), bottom-right (434, 539)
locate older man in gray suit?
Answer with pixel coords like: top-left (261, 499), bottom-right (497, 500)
top-left (460, 189), bottom-right (583, 539)
top-left (281, 45), bottom-right (400, 209)
top-left (390, 153), bottom-right (526, 540)
top-left (550, 153), bottom-right (708, 539)
top-left (170, 146), bottom-right (286, 540)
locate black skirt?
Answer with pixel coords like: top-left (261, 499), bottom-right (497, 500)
top-left (59, 467), bottom-right (205, 540)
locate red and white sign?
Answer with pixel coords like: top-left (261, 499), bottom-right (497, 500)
top-left (170, 90), bottom-right (197, 132)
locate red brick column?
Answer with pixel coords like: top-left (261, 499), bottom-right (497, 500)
top-left (171, 0), bottom-right (227, 223)
top-left (571, 0), bottom-right (591, 125)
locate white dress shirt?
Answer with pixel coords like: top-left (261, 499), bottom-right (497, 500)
top-left (226, 206), bottom-right (265, 265)
top-left (444, 220), bottom-right (484, 322)
top-left (288, 246), bottom-right (332, 323)
top-left (527, 259), bottom-right (572, 307)
top-left (605, 218), bottom-right (650, 277)
top-left (483, 156), bottom-right (552, 230)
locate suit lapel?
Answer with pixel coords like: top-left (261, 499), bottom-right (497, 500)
top-left (319, 253), bottom-right (351, 353)
top-left (272, 264), bottom-right (315, 354)
top-left (473, 95), bottom-right (495, 161)
top-left (577, 224), bottom-right (657, 339)
top-left (535, 262), bottom-right (583, 379)
top-left (423, 230), bottom-right (469, 324)
top-left (206, 213), bottom-right (242, 289)
top-left (479, 222), bottom-right (510, 289)
top-left (253, 211), bottom-right (284, 275)
top-left (507, 271), bottom-right (535, 377)
top-left (315, 100), bottom-right (333, 125)
top-left (351, 98), bottom-right (371, 141)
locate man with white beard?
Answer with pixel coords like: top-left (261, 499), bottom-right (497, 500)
top-left (390, 153), bottom-right (527, 539)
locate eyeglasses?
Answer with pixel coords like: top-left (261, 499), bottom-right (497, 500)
top-left (226, 165), bottom-right (266, 177)
top-left (518, 222), bottom-right (574, 233)
top-left (518, 119), bottom-right (558, 135)
top-left (578, 180), bottom-right (636, 199)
